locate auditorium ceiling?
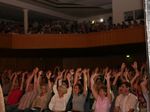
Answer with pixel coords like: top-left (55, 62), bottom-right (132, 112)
top-left (0, 0), bottom-right (112, 21)
top-left (20, 0), bottom-right (112, 17)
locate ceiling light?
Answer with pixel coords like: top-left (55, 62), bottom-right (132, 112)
top-left (91, 20), bottom-right (95, 24)
top-left (99, 18), bottom-right (104, 23)
top-left (126, 54), bottom-right (130, 58)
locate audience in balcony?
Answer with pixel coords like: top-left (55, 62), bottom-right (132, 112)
top-left (0, 19), bottom-right (144, 35)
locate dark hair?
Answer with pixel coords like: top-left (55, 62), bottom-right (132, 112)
top-left (75, 83), bottom-right (83, 95)
top-left (121, 81), bottom-right (131, 88)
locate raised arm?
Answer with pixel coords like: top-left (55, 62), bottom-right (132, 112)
top-left (123, 68), bottom-right (130, 82)
top-left (73, 68), bottom-right (82, 86)
top-left (120, 63), bottom-right (127, 82)
top-left (20, 72), bottom-right (26, 91)
top-left (82, 68), bottom-right (88, 96)
top-left (26, 67), bottom-right (39, 92)
top-left (65, 72), bottom-right (72, 97)
top-left (66, 72), bottom-right (71, 88)
top-left (105, 70), bottom-right (112, 102)
top-left (46, 70), bottom-right (52, 90)
top-left (90, 73), bottom-right (99, 100)
top-left (112, 71), bottom-right (121, 86)
top-left (130, 61), bottom-right (140, 86)
top-left (53, 72), bottom-right (63, 94)
top-left (10, 72), bottom-right (18, 90)
top-left (86, 68), bottom-right (90, 88)
top-left (140, 75), bottom-right (148, 92)
top-left (37, 70), bottom-right (43, 88)
top-left (140, 75), bottom-right (149, 112)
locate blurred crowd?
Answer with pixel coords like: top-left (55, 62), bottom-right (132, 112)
top-left (0, 18), bottom-right (144, 34)
top-left (0, 61), bottom-right (149, 112)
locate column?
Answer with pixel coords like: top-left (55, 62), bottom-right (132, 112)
top-left (145, 0), bottom-right (150, 73)
top-left (23, 9), bottom-right (28, 34)
top-left (144, 1), bottom-right (150, 111)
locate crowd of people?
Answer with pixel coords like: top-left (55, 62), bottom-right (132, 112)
top-left (0, 61), bottom-right (149, 112)
top-left (0, 18), bottom-right (144, 34)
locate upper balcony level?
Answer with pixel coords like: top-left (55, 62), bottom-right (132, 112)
top-left (0, 25), bottom-right (145, 49)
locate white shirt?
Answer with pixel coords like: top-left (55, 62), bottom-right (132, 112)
top-left (49, 85), bottom-right (72, 111)
top-left (115, 93), bottom-right (138, 112)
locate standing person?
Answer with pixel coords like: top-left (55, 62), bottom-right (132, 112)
top-left (114, 81), bottom-right (138, 112)
top-left (90, 70), bottom-right (112, 112)
top-left (0, 84), bottom-right (5, 112)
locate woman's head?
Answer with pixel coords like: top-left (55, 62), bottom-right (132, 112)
top-left (41, 84), bottom-right (48, 94)
top-left (58, 85), bottom-right (67, 97)
top-left (97, 86), bottom-right (107, 97)
top-left (74, 83), bottom-right (83, 95)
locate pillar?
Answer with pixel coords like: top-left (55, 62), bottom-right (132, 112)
top-left (23, 9), bottom-right (28, 34)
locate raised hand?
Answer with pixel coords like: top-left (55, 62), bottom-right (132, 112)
top-left (46, 70), bottom-right (52, 80)
top-left (105, 70), bottom-right (111, 81)
top-left (104, 67), bottom-right (109, 74)
top-left (121, 62), bottom-right (126, 71)
top-left (140, 75), bottom-right (148, 86)
top-left (16, 71), bottom-right (22, 75)
top-left (123, 68), bottom-right (129, 78)
top-left (57, 72), bottom-right (63, 80)
top-left (66, 72), bottom-right (71, 81)
top-left (38, 70), bottom-right (43, 77)
top-left (82, 68), bottom-right (87, 74)
top-left (69, 69), bottom-right (74, 75)
top-left (76, 68), bottom-right (82, 73)
top-left (116, 71), bottom-right (122, 78)
top-left (33, 67), bottom-right (39, 74)
top-left (22, 71), bottom-right (27, 78)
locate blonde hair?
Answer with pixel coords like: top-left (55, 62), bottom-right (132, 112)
top-left (58, 85), bottom-right (67, 94)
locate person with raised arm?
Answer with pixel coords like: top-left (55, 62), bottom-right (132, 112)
top-left (49, 70), bottom-right (72, 112)
top-left (140, 75), bottom-right (150, 112)
top-left (6, 71), bottom-right (25, 112)
top-left (90, 69), bottom-right (112, 112)
top-left (11, 67), bottom-right (39, 112)
top-left (72, 68), bottom-right (88, 112)
top-left (26, 69), bottom-right (53, 112)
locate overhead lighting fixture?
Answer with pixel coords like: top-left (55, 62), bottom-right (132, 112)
top-left (126, 54), bottom-right (130, 58)
top-left (92, 20), bottom-right (95, 24)
top-left (99, 18), bottom-right (104, 23)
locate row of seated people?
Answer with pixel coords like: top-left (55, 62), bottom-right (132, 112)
top-left (0, 19), bottom-right (144, 34)
top-left (0, 61), bottom-right (149, 112)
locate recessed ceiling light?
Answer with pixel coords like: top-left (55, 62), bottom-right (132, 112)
top-left (100, 18), bottom-right (104, 23)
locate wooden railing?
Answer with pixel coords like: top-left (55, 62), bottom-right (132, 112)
top-left (0, 26), bottom-right (145, 49)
